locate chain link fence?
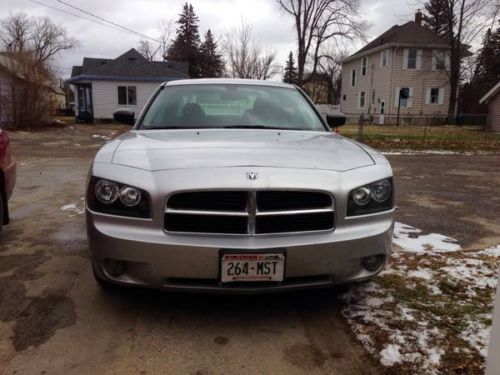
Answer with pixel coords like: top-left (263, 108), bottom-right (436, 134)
top-left (338, 113), bottom-right (500, 152)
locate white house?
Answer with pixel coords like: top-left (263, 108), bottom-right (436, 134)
top-left (68, 49), bottom-right (188, 122)
top-left (340, 11), bottom-right (451, 125)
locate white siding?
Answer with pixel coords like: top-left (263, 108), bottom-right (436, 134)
top-left (91, 80), bottom-right (162, 119)
top-left (340, 47), bottom-right (450, 124)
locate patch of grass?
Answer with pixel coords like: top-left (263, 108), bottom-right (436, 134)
top-left (339, 124), bottom-right (500, 152)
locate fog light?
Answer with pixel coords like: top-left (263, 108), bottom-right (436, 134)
top-left (362, 255), bottom-right (385, 272)
top-left (104, 259), bottom-right (126, 277)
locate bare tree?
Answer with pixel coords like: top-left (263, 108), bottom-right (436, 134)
top-left (137, 20), bottom-right (174, 61)
top-left (275, 0), bottom-right (366, 85)
top-left (448, 0), bottom-right (498, 117)
top-left (222, 20), bottom-right (280, 80)
top-left (1, 13), bottom-right (78, 64)
top-left (0, 13), bottom-right (78, 129)
top-left (315, 48), bottom-right (346, 103)
top-left (422, 0), bottom-right (499, 117)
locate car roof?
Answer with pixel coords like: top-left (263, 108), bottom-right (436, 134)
top-left (163, 78), bottom-right (295, 89)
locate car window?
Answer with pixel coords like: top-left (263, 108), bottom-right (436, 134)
top-left (139, 84), bottom-right (326, 131)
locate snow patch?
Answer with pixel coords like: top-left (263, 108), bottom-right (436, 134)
top-left (461, 321), bottom-right (491, 358)
top-left (380, 344), bottom-right (403, 366)
top-left (479, 245), bottom-right (500, 257)
top-left (59, 198), bottom-right (85, 215)
top-left (408, 268), bottom-right (433, 280)
top-left (393, 222), bottom-right (461, 253)
top-left (342, 220), bottom-right (500, 372)
top-left (382, 150), bottom-right (482, 156)
top-left (92, 134), bottom-right (111, 141)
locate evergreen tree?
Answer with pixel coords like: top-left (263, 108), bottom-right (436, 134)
top-left (460, 24), bottom-right (500, 114)
top-left (423, 0), bottom-right (454, 38)
top-left (283, 51), bottom-right (298, 84)
top-left (199, 29), bottom-right (224, 78)
top-left (166, 3), bottom-right (201, 77)
top-left (474, 25), bottom-right (500, 85)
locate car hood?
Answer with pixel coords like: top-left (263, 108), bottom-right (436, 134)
top-left (108, 129), bottom-right (375, 172)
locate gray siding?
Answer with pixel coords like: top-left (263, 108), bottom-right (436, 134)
top-left (488, 94), bottom-right (500, 132)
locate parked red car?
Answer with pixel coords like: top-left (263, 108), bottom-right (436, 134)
top-left (0, 129), bottom-right (16, 232)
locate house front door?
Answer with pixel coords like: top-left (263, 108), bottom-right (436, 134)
top-left (77, 83), bottom-right (93, 123)
top-left (379, 101), bottom-right (385, 125)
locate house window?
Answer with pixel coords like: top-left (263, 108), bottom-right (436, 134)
top-left (406, 48), bottom-right (418, 69)
top-left (351, 69), bottom-right (356, 86)
top-left (430, 88), bottom-right (440, 104)
top-left (380, 50), bottom-right (388, 67)
top-left (342, 94), bottom-right (346, 101)
top-left (118, 86), bottom-right (137, 105)
top-left (359, 91), bottom-right (366, 109)
top-left (432, 50), bottom-right (448, 70)
top-left (361, 57), bottom-right (367, 76)
top-left (427, 87), bottom-right (444, 105)
top-left (395, 87), bottom-right (412, 108)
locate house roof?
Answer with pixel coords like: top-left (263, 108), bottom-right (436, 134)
top-left (0, 52), bottom-right (57, 89)
top-left (343, 21), bottom-right (449, 62)
top-left (0, 52), bottom-right (24, 79)
top-left (479, 81), bottom-right (500, 104)
top-left (68, 48), bottom-right (189, 83)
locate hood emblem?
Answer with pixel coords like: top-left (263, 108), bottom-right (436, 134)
top-left (246, 172), bottom-right (259, 180)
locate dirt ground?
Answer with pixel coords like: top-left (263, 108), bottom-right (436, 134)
top-left (0, 124), bottom-right (499, 374)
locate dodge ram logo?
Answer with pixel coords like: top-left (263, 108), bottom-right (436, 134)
top-left (246, 172), bottom-right (259, 180)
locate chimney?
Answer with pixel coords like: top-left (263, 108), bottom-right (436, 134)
top-left (415, 9), bottom-right (423, 25)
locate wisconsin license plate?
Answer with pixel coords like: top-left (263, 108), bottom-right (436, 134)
top-left (220, 253), bottom-right (285, 283)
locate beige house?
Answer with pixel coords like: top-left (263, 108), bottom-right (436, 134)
top-left (340, 11), bottom-right (451, 125)
top-left (479, 81), bottom-right (500, 132)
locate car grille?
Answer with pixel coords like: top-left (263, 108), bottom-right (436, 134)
top-left (164, 190), bottom-right (334, 235)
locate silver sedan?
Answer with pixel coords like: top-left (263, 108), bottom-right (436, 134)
top-left (86, 79), bottom-right (394, 293)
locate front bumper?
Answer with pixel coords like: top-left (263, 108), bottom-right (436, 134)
top-left (87, 164), bottom-right (394, 293)
top-left (87, 208), bottom-right (394, 294)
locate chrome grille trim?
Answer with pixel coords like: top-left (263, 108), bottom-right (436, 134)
top-left (165, 209), bottom-right (249, 217)
top-left (247, 191), bottom-right (257, 235)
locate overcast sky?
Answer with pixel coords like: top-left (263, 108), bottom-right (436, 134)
top-left (0, 0), bottom-right (418, 78)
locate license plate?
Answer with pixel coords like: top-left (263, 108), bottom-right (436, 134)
top-left (220, 253), bottom-right (285, 283)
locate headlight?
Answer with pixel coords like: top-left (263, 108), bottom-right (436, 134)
top-left (95, 180), bottom-right (119, 204)
top-left (371, 179), bottom-right (392, 202)
top-left (120, 186), bottom-right (142, 207)
top-left (347, 178), bottom-right (394, 216)
top-left (87, 177), bottom-right (151, 218)
top-left (352, 187), bottom-right (371, 206)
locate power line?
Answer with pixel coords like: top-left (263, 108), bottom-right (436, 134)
top-left (27, 0), bottom-right (145, 38)
top-left (27, 0), bottom-right (162, 44)
top-left (53, 0), bottom-right (163, 44)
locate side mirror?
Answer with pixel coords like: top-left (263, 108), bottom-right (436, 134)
top-left (113, 110), bottom-right (135, 126)
top-left (326, 114), bottom-right (346, 128)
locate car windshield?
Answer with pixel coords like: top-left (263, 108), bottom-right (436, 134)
top-left (139, 84), bottom-right (326, 131)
